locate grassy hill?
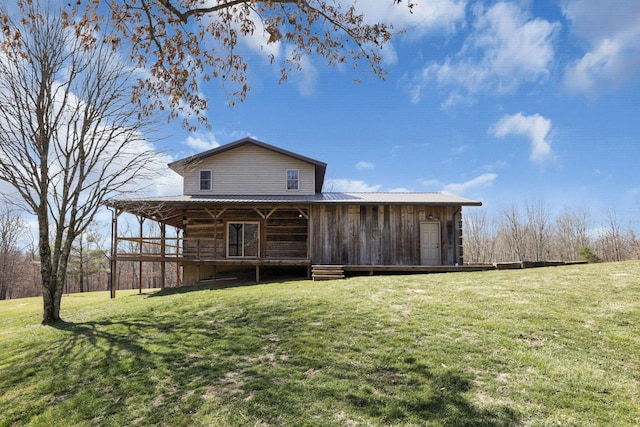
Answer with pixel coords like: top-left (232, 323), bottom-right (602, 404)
top-left (1, 261), bottom-right (638, 426)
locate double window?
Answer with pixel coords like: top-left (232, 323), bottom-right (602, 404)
top-left (286, 169), bottom-right (299, 190)
top-left (227, 222), bottom-right (259, 257)
top-left (199, 170), bottom-right (212, 191)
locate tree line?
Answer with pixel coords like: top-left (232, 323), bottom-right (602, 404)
top-left (0, 205), bottom-right (176, 300)
top-left (463, 200), bottom-right (640, 264)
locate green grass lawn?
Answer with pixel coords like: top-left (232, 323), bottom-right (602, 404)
top-left (1, 261), bottom-right (638, 426)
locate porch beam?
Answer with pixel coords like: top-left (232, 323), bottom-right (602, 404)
top-left (296, 208), bottom-right (308, 219)
top-left (205, 207), bottom-right (227, 219)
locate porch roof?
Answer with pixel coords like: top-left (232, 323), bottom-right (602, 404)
top-left (106, 192), bottom-right (481, 207)
top-left (104, 192), bottom-right (481, 228)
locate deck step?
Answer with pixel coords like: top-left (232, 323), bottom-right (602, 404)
top-left (312, 265), bottom-right (345, 281)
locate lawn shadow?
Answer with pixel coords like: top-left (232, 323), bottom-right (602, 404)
top-left (343, 362), bottom-right (520, 426)
top-left (30, 299), bottom-right (522, 426)
top-left (146, 268), bottom-right (308, 297)
top-left (43, 316), bottom-right (246, 423)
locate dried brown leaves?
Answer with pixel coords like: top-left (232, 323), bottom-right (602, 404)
top-left (2, 0), bottom-right (410, 130)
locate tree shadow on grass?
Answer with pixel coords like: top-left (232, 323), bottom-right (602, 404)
top-left (3, 301), bottom-right (522, 426)
top-left (145, 267), bottom-right (309, 297)
top-left (343, 363), bottom-right (520, 426)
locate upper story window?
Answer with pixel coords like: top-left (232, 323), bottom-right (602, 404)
top-left (286, 169), bottom-right (299, 190)
top-left (199, 170), bottom-right (212, 191)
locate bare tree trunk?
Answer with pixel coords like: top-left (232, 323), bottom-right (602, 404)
top-left (40, 235), bottom-right (61, 323)
top-left (525, 200), bottom-right (551, 262)
top-left (0, 205), bottom-right (25, 300)
top-left (501, 204), bottom-right (528, 262)
top-left (0, 3), bottom-right (157, 323)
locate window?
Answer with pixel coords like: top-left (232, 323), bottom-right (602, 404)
top-left (286, 169), bottom-right (299, 190)
top-left (227, 222), bottom-right (259, 257)
top-left (199, 170), bottom-right (211, 191)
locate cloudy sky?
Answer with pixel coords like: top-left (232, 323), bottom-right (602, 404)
top-left (154, 0), bottom-right (640, 226)
top-left (4, 0), bottom-right (638, 232)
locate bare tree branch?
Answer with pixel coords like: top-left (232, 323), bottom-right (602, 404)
top-left (40, 0), bottom-right (412, 129)
top-left (0, 1), bottom-right (158, 323)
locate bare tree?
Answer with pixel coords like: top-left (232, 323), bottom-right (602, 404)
top-left (0, 3), bottom-right (157, 323)
top-left (554, 207), bottom-right (591, 261)
top-left (463, 210), bottom-right (496, 264)
top-left (525, 199), bottom-right (552, 262)
top-left (0, 205), bottom-right (25, 299)
top-left (598, 208), bottom-right (626, 262)
top-left (499, 204), bottom-right (528, 262)
top-left (68, 222), bottom-right (110, 293)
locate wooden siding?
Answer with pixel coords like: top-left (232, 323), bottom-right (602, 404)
top-left (180, 206), bottom-right (310, 283)
top-left (182, 145), bottom-right (316, 195)
top-left (265, 208), bottom-right (308, 259)
top-left (310, 204), bottom-right (462, 266)
top-left (182, 207), bottom-right (309, 259)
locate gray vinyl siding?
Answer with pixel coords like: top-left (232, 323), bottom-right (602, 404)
top-left (183, 144), bottom-right (316, 195)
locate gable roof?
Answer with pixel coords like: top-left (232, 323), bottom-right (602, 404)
top-left (168, 137), bottom-right (328, 193)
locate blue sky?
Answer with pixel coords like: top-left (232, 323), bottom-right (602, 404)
top-left (1, 0), bottom-right (638, 238)
top-left (150, 0), bottom-right (639, 228)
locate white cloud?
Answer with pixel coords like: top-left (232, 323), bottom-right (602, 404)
top-left (354, 0), bottom-right (467, 35)
top-left (237, 8), bottom-right (283, 61)
top-left (184, 133), bottom-right (220, 151)
top-left (325, 179), bottom-right (382, 192)
top-left (150, 159), bottom-right (184, 197)
top-left (388, 187), bottom-right (412, 193)
top-left (562, 0), bottom-right (640, 94)
top-left (491, 112), bottom-right (554, 164)
top-left (355, 161), bottom-right (375, 170)
top-left (411, 2), bottom-right (559, 104)
top-left (418, 178), bottom-right (442, 187)
top-left (450, 145), bottom-right (466, 155)
top-left (442, 173), bottom-right (497, 195)
top-left (282, 45), bottom-right (319, 97)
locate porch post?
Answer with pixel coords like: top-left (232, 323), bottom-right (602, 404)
top-left (110, 208), bottom-right (120, 299)
top-left (138, 216), bottom-right (144, 294)
top-left (307, 204), bottom-right (312, 278)
top-left (160, 222), bottom-right (166, 289)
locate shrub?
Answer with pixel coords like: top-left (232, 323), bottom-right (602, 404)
top-left (578, 246), bottom-right (602, 263)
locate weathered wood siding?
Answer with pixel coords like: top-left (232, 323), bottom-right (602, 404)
top-left (182, 145), bottom-right (316, 195)
top-left (310, 204), bottom-right (463, 265)
top-left (180, 206), bottom-right (310, 283)
top-left (264, 208), bottom-right (308, 259)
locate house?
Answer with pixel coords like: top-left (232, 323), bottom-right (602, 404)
top-left (105, 138), bottom-right (483, 294)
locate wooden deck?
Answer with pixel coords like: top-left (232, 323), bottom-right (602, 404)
top-left (311, 264), bottom-right (495, 280)
top-left (114, 254), bottom-right (311, 267)
top-left (343, 264), bottom-right (496, 274)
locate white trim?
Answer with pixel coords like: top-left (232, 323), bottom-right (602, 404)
top-left (286, 169), bottom-right (300, 191)
top-left (199, 169), bottom-right (212, 191)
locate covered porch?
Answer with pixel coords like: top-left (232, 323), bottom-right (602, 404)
top-left (106, 199), bottom-right (312, 297)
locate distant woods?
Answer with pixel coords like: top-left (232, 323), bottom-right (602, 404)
top-left (463, 201), bottom-right (638, 264)
top-left (0, 199), bottom-right (636, 299)
top-left (0, 211), bottom-right (178, 299)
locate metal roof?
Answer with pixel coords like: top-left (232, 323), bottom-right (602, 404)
top-left (104, 192), bottom-right (481, 229)
top-left (106, 192), bottom-right (482, 207)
